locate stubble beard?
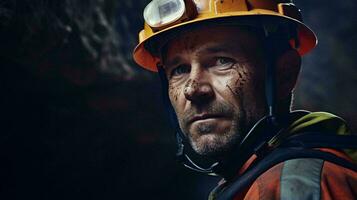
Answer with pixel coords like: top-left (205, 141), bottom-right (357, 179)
top-left (179, 103), bottom-right (246, 157)
top-left (190, 117), bottom-right (243, 157)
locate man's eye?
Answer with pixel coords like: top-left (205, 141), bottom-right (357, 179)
top-left (171, 65), bottom-right (190, 77)
top-left (215, 57), bottom-right (235, 68)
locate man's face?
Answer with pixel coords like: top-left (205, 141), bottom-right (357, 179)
top-left (162, 26), bottom-right (267, 156)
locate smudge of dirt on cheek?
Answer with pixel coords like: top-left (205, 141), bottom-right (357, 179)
top-left (226, 84), bottom-right (237, 96)
top-left (168, 82), bottom-right (180, 102)
top-left (228, 64), bottom-right (264, 131)
top-left (226, 84), bottom-right (247, 132)
top-left (231, 65), bottom-right (252, 95)
top-left (238, 71), bottom-right (243, 79)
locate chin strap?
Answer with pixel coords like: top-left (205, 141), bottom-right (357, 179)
top-left (250, 24), bottom-right (282, 155)
top-left (263, 27), bottom-right (277, 119)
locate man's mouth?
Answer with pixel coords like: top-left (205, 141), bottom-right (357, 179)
top-left (188, 113), bottom-right (227, 124)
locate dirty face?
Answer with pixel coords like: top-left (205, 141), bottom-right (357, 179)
top-left (162, 26), bottom-right (267, 156)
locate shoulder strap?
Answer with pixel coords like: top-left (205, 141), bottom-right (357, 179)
top-left (216, 146), bottom-right (357, 200)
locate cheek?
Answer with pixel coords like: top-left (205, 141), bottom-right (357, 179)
top-left (226, 65), bottom-right (266, 123)
top-left (168, 81), bottom-right (182, 107)
top-left (227, 65), bottom-right (253, 95)
top-left (225, 64), bottom-right (265, 110)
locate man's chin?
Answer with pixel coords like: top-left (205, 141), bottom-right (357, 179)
top-left (190, 134), bottom-right (235, 157)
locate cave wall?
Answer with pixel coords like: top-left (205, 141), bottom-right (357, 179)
top-left (0, 1), bottom-right (356, 199)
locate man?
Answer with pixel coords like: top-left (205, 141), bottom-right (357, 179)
top-left (133, 0), bottom-right (357, 199)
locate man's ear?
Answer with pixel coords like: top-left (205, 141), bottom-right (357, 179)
top-left (276, 49), bottom-right (301, 99)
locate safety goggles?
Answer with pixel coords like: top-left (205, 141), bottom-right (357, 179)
top-left (144, 0), bottom-right (198, 31)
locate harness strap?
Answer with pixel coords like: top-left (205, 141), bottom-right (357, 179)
top-left (281, 132), bottom-right (357, 149)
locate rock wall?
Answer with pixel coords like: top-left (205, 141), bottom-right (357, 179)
top-left (0, 0), bottom-right (355, 199)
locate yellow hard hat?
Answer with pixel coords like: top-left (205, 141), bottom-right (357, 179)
top-left (133, 0), bottom-right (317, 72)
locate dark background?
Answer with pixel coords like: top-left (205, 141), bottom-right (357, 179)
top-left (0, 0), bottom-right (356, 199)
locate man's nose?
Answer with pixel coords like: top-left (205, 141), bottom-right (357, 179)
top-left (183, 69), bottom-right (214, 104)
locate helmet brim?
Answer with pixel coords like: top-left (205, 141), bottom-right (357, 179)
top-left (133, 11), bottom-right (317, 72)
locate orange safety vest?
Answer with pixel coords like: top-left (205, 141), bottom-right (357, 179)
top-left (209, 112), bottom-right (357, 200)
top-left (210, 148), bottom-right (357, 200)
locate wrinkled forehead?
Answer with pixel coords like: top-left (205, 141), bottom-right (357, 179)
top-left (161, 25), bottom-right (264, 62)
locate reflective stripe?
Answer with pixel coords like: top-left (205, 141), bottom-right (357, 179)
top-left (280, 159), bottom-right (324, 200)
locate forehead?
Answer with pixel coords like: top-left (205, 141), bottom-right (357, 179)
top-left (162, 25), bottom-right (263, 60)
